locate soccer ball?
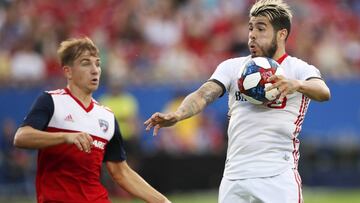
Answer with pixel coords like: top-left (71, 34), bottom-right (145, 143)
top-left (237, 57), bottom-right (284, 105)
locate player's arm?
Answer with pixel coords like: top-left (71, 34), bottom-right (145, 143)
top-left (14, 126), bottom-right (93, 153)
top-left (267, 76), bottom-right (330, 102)
top-left (295, 78), bottom-right (330, 101)
top-left (105, 120), bottom-right (170, 203)
top-left (144, 81), bottom-right (223, 136)
top-left (13, 93), bottom-right (93, 152)
top-left (106, 161), bottom-right (170, 203)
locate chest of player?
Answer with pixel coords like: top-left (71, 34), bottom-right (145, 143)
top-left (48, 95), bottom-right (115, 141)
top-left (228, 62), bottom-right (302, 111)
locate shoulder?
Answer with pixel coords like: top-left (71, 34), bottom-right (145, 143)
top-left (46, 89), bottom-right (67, 95)
top-left (284, 55), bottom-right (314, 68)
top-left (284, 55), bottom-right (321, 79)
top-left (36, 91), bottom-right (53, 103)
top-left (93, 99), bottom-right (114, 113)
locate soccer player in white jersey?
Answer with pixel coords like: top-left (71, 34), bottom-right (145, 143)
top-left (13, 37), bottom-right (171, 203)
top-left (144, 0), bottom-right (331, 202)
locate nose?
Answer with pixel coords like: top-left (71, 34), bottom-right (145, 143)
top-left (91, 64), bottom-right (101, 75)
top-left (249, 31), bottom-right (256, 40)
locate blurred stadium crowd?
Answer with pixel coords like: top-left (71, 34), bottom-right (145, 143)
top-left (0, 0), bottom-right (360, 200)
top-left (0, 0), bottom-right (359, 87)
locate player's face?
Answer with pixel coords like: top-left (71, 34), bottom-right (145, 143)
top-left (66, 51), bottom-right (101, 94)
top-left (248, 16), bottom-right (278, 58)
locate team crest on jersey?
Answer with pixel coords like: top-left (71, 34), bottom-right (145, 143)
top-left (98, 119), bottom-right (109, 133)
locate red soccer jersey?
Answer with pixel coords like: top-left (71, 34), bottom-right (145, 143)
top-left (22, 88), bottom-right (126, 203)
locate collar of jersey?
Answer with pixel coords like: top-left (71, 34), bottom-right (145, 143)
top-left (277, 53), bottom-right (288, 64)
top-left (64, 88), bottom-right (94, 113)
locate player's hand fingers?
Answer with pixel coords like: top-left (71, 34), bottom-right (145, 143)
top-left (79, 137), bottom-right (91, 153)
top-left (267, 75), bottom-right (276, 82)
top-left (85, 133), bottom-right (94, 150)
top-left (152, 112), bottom-right (161, 119)
top-left (265, 84), bottom-right (274, 91)
top-left (144, 113), bottom-right (159, 125)
top-left (153, 124), bottom-right (161, 136)
top-left (278, 88), bottom-right (290, 102)
top-left (265, 81), bottom-right (280, 91)
top-left (73, 139), bottom-right (84, 152)
top-left (144, 116), bottom-right (153, 126)
top-left (85, 133), bottom-right (93, 144)
top-left (78, 133), bottom-right (92, 153)
top-left (267, 74), bottom-right (281, 82)
top-left (278, 94), bottom-right (285, 102)
top-left (145, 122), bottom-right (154, 131)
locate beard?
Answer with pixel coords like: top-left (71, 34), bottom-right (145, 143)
top-left (261, 36), bottom-right (278, 58)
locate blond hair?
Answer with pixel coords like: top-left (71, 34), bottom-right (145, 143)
top-left (57, 37), bottom-right (99, 66)
top-left (250, 0), bottom-right (293, 39)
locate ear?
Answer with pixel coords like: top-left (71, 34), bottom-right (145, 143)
top-left (278, 29), bottom-right (288, 41)
top-left (63, 66), bottom-right (72, 80)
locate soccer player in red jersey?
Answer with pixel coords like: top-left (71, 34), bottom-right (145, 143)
top-left (14, 37), bottom-right (170, 203)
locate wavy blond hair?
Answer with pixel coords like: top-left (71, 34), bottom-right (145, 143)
top-left (250, 0), bottom-right (293, 39)
top-left (57, 37), bottom-right (99, 66)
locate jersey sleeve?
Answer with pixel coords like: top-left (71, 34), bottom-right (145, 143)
top-left (21, 92), bottom-right (54, 130)
top-left (209, 57), bottom-right (248, 97)
top-left (103, 118), bottom-right (127, 162)
top-left (296, 60), bottom-right (322, 81)
top-left (209, 59), bottom-right (235, 97)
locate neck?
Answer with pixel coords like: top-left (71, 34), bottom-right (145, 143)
top-left (272, 43), bottom-right (286, 61)
top-left (66, 85), bottom-right (92, 107)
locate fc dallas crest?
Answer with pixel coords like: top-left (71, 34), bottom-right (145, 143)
top-left (98, 119), bottom-right (109, 133)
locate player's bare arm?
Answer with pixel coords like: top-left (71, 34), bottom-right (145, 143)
top-left (106, 161), bottom-right (171, 203)
top-left (14, 126), bottom-right (93, 153)
top-left (144, 81), bottom-right (223, 136)
top-left (176, 81), bottom-right (223, 120)
top-left (266, 75), bottom-right (331, 101)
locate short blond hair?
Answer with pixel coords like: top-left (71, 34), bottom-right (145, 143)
top-left (250, 0), bottom-right (293, 39)
top-left (57, 37), bottom-right (99, 66)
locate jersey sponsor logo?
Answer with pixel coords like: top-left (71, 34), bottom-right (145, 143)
top-left (64, 114), bottom-right (74, 122)
top-left (235, 90), bottom-right (288, 108)
top-left (235, 91), bottom-right (247, 101)
top-left (92, 140), bottom-right (105, 150)
top-left (98, 119), bottom-right (109, 132)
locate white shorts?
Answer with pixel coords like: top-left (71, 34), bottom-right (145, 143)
top-left (219, 168), bottom-right (303, 203)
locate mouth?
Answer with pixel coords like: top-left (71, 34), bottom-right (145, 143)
top-left (248, 42), bottom-right (260, 56)
top-left (91, 78), bottom-right (99, 84)
top-left (249, 44), bottom-right (257, 55)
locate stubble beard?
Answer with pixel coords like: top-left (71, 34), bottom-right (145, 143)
top-left (262, 36), bottom-right (278, 58)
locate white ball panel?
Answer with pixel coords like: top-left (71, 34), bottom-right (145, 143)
top-left (243, 72), bottom-right (261, 90)
top-left (241, 93), bottom-right (263, 105)
top-left (253, 57), bottom-right (271, 69)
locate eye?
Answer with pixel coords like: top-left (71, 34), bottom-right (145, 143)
top-left (258, 27), bottom-right (265, 32)
top-left (81, 61), bottom-right (91, 66)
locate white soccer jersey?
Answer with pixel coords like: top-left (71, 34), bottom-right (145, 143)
top-left (47, 89), bottom-right (115, 142)
top-left (210, 54), bottom-right (322, 180)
